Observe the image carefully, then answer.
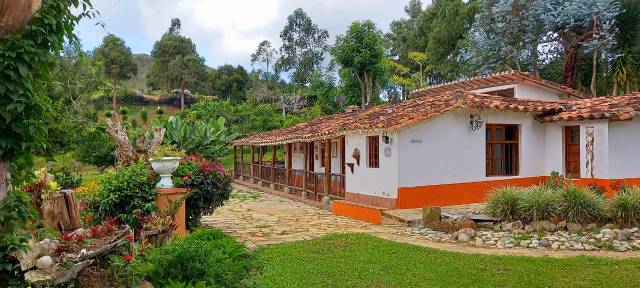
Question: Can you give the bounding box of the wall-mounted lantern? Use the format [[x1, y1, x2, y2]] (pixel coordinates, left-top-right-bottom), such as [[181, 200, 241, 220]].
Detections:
[[469, 114, 484, 131], [382, 131, 391, 144]]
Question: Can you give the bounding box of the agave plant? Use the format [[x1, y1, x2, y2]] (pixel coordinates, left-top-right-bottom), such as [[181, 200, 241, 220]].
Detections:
[[154, 116, 236, 159]]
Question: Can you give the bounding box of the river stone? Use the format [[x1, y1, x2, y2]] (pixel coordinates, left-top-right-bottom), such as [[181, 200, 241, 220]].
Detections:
[[601, 223, 620, 230], [567, 223, 583, 232], [457, 232, 471, 243], [535, 220, 556, 232], [422, 206, 441, 228], [556, 220, 567, 230], [539, 239, 551, 248], [585, 223, 598, 231], [35, 256, 53, 270]]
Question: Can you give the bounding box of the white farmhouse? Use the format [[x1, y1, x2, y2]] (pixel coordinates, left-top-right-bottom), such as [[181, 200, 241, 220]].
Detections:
[[232, 71, 640, 223]]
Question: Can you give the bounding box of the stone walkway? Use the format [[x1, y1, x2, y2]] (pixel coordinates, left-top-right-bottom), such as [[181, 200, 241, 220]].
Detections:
[[202, 184, 640, 259]]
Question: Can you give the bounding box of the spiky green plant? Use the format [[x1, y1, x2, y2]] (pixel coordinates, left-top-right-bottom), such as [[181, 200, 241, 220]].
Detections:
[[558, 185, 606, 224], [609, 186, 640, 227], [483, 186, 522, 221], [518, 185, 560, 223]]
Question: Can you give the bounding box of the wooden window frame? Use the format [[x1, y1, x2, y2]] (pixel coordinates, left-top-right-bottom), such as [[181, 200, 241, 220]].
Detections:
[[367, 135, 380, 168], [486, 124, 519, 177]]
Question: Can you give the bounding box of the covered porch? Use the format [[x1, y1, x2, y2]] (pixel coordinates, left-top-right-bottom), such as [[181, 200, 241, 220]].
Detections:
[[232, 137, 346, 205]]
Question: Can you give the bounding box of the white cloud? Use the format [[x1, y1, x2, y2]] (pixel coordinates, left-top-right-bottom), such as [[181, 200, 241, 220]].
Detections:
[[77, 0, 419, 68]]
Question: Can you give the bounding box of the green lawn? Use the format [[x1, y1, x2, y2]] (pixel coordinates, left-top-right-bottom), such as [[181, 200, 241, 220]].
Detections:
[[253, 233, 640, 288]]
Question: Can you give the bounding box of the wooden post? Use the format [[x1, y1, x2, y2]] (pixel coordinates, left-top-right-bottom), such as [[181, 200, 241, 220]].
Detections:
[[302, 142, 308, 194], [323, 139, 331, 203], [285, 143, 292, 186], [258, 146, 263, 181], [271, 145, 277, 184], [340, 137, 346, 175], [250, 145, 255, 178], [233, 145, 237, 177]]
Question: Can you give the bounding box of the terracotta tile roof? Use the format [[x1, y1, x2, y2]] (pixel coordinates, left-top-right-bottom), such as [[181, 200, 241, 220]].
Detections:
[[233, 91, 566, 146], [539, 92, 640, 122], [412, 70, 586, 99]]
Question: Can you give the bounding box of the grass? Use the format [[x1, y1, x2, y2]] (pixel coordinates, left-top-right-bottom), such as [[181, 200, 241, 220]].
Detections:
[[253, 233, 640, 287]]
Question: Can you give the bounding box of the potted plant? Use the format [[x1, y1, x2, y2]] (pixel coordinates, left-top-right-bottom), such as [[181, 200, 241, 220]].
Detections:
[[150, 145, 183, 188]]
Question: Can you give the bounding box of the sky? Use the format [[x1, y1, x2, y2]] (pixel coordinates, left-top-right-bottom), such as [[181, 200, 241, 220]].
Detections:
[[75, 0, 428, 69]]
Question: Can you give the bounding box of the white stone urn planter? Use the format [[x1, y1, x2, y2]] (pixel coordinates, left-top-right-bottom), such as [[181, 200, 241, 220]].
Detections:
[[150, 157, 181, 188]]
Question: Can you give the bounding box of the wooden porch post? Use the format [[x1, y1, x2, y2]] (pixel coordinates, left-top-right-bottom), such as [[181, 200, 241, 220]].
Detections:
[[340, 137, 345, 175], [258, 146, 263, 182], [233, 145, 237, 178], [250, 145, 255, 179], [323, 139, 331, 206], [286, 143, 292, 186], [271, 145, 277, 184], [239, 145, 244, 177], [302, 142, 308, 197]]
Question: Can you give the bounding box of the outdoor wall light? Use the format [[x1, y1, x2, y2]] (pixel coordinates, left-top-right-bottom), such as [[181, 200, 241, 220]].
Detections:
[[382, 131, 390, 144], [470, 114, 484, 131]]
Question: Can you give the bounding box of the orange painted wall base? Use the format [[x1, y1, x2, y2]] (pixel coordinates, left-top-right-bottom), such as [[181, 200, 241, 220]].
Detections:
[[332, 200, 384, 224], [396, 177, 640, 208], [397, 177, 548, 208], [156, 188, 188, 235]]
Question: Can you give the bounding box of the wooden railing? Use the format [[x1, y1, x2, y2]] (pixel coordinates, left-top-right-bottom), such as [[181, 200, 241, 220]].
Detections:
[[235, 165, 345, 202]]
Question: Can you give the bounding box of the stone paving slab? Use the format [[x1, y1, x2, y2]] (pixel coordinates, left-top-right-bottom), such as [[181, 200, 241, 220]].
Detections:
[[201, 184, 640, 259]]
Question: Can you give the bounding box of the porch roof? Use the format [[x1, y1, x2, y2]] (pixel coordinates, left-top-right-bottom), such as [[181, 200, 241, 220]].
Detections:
[[232, 91, 566, 146], [412, 70, 586, 99], [540, 92, 640, 122]]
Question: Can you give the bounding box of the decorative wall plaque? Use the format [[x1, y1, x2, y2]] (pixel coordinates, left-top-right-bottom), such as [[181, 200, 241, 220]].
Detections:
[[384, 147, 392, 157], [346, 163, 355, 174], [352, 148, 360, 166]]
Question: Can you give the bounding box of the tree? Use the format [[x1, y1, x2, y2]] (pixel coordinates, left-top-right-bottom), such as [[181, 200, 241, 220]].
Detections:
[[251, 40, 278, 77], [169, 18, 182, 35], [0, 0, 95, 202], [93, 34, 137, 111], [408, 51, 428, 87], [611, 0, 640, 95], [332, 20, 387, 108], [167, 53, 207, 109], [277, 8, 330, 87], [209, 64, 249, 102], [306, 70, 340, 114], [533, 0, 621, 88], [469, 0, 542, 74], [147, 19, 207, 109], [386, 0, 478, 82]]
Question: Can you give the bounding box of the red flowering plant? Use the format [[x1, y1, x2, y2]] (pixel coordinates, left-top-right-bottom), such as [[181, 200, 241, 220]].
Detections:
[[171, 156, 232, 229]]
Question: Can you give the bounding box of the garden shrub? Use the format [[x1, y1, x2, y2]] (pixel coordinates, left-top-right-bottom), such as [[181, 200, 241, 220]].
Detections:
[[608, 186, 640, 227], [88, 161, 158, 228], [51, 166, 82, 189], [0, 191, 36, 287], [484, 186, 522, 221], [138, 229, 255, 287], [558, 185, 606, 224], [173, 156, 232, 229], [75, 126, 117, 170], [518, 186, 560, 222]]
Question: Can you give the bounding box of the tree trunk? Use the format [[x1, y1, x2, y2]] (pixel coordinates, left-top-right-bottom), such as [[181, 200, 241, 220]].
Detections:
[[562, 44, 579, 88], [591, 48, 598, 97], [180, 81, 185, 110], [111, 77, 117, 112], [0, 159, 10, 203], [612, 81, 618, 96]]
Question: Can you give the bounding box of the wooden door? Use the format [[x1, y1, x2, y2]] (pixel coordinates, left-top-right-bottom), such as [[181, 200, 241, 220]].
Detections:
[[565, 126, 580, 178]]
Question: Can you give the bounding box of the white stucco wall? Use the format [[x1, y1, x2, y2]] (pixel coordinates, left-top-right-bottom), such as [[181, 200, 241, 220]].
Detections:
[[470, 82, 565, 101], [396, 110, 551, 188], [344, 132, 399, 198], [289, 140, 342, 173], [608, 119, 640, 179], [514, 83, 564, 101]]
